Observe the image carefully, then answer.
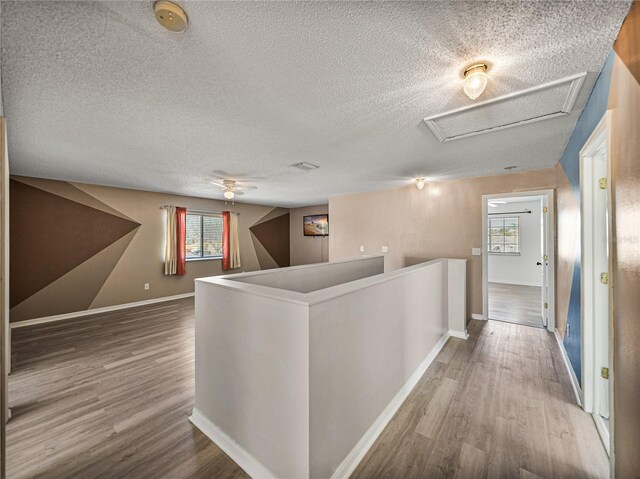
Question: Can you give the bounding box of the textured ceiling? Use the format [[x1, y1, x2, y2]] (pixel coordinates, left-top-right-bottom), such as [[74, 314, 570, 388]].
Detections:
[[1, 1, 631, 207]]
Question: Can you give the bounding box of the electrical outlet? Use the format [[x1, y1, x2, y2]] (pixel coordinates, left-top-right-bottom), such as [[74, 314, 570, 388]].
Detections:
[[566, 324, 570, 336], [144, 283, 150, 290], [360, 245, 365, 253], [472, 248, 482, 256], [382, 245, 389, 253]]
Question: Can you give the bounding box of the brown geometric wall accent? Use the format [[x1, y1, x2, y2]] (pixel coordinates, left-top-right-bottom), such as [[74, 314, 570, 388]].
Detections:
[[9, 230, 138, 322], [9, 179, 140, 308], [13, 176, 137, 222], [249, 210, 290, 268]]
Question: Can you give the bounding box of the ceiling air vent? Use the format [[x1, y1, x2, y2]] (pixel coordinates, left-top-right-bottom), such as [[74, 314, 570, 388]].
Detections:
[[291, 162, 319, 171], [424, 72, 586, 143]]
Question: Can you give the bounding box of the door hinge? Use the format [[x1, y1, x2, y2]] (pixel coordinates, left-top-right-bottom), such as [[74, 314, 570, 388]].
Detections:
[[601, 367, 609, 380], [599, 178, 607, 189], [543, 206, 548, 214], [544, 302, 548, 309], [601, 272, 609, 285], [543, 254, 548, 261]]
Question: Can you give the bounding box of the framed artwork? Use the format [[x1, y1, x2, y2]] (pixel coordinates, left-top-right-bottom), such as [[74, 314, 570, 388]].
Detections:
[[303, 214, 329, 236]]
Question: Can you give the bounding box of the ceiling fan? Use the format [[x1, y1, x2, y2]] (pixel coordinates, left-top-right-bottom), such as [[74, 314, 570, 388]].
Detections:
[[210, 179, 256, 201]]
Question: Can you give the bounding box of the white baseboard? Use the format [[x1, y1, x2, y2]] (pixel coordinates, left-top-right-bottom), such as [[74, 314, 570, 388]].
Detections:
[[554, 330, 583, 406], [10, 292, 195, 329], [330, 331, 451, 479], [592, 412, 611, 456], [471, 313, 485, 321], [448, 329, 469, 340], [189, 409, 276, 479]]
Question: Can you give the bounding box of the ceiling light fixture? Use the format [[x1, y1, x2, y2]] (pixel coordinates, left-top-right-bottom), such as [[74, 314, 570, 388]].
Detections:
[[463, 63, 488, 100], [224, 190, 235, 200], [415, 178, 426, 190], [291, 162, 319, 171], [154, 1, 188, 33]]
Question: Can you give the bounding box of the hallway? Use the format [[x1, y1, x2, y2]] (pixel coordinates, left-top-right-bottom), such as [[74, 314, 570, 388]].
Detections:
[[353, 319, 608, 478]]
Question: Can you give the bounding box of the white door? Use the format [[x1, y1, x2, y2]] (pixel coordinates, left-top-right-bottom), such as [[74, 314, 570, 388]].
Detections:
[[592, 147, 610, 424], [580, 112, 611, 455]]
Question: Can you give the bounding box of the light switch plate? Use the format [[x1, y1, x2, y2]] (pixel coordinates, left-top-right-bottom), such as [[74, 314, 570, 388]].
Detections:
[[360, 245, 365, 252], [144, 283, 150, 290], [382, 245, 389, 253], [472, 248, 482, 256]]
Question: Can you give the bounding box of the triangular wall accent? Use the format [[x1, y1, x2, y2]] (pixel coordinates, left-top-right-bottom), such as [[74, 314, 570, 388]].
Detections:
[[10, 179, 140, 307]]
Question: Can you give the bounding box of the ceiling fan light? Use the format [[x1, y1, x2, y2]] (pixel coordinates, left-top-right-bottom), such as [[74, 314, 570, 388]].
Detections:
[[415, 178, 426, 190], [224, 190, 235, 200], [463, 63, 488, 100]]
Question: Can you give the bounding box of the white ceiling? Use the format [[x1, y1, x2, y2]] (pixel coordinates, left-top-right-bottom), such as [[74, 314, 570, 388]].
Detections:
[[1, 1, 631, 207]]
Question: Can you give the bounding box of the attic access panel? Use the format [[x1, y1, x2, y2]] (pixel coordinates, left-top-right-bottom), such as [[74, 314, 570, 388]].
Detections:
[[424, 72, 586, 142]]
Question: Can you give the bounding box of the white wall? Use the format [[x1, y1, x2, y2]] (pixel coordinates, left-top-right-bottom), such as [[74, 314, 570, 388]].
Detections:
[[231, 256, 384, 293], [308, 260, 461, 478], [193, 281, 311, 478], [192, 257, 466, 479], [488, 199, 543, 286]]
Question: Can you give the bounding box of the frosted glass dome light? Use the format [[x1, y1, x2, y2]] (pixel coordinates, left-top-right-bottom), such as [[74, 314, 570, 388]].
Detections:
[[224, 190, 235, 200], [463, 63, 488, 100]]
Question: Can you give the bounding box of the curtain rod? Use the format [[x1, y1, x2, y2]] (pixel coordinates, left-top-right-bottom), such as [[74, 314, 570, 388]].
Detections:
[[488, 209, 531, 215], [159, 205, 239, 215]]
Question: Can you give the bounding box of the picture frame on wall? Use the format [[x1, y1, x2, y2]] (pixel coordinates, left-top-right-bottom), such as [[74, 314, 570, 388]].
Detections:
[[303, 214, 329, 237]]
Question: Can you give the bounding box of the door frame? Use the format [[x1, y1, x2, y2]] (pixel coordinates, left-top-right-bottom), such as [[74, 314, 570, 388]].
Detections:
[[0, 117, 8, 479], [482, 189, 556, 332], [580, 111, 613, 456]]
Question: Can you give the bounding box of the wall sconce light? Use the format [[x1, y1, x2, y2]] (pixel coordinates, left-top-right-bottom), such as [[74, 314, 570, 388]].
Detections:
[[463, 63, 488, 100], [415, 178, 426, 190]]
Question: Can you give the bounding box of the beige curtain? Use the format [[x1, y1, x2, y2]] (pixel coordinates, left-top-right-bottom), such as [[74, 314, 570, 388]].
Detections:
[[164, 206, 177, 275], [229, 212, 241, 269]]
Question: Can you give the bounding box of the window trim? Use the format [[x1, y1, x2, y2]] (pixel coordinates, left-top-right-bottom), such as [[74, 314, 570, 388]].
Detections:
[[487, 216, 520, 255], [185, 211, 224, 261]]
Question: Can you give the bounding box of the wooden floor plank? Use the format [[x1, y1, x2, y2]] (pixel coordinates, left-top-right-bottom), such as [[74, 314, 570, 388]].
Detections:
[[489, 282, 544, 328], [352, 320, 609, 479], [8, 299, 608, 478], [7, 298, 247, 479]]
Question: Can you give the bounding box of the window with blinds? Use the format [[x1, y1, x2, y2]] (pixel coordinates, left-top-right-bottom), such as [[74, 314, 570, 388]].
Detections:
[[186, 213, 223, 259]]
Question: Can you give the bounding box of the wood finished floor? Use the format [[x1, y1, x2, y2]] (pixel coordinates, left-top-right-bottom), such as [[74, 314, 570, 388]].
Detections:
[[8, 298, 248, 479], [489, 282, 544, 328], [352, 319, 608, 479], [8, 299, 607, 478]]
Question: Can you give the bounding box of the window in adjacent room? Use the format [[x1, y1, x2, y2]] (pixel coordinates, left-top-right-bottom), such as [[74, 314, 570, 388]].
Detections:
[[186, 212, 223, 260], [488, 216, 520, 254]]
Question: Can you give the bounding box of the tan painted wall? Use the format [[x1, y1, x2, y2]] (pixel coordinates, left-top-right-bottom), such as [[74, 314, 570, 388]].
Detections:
[[289, 205, 329, 266], [554, 166, 579, 337], [329, 168, 557, 319], [10, 177, 288, 322], [610, 3, 640, 475]]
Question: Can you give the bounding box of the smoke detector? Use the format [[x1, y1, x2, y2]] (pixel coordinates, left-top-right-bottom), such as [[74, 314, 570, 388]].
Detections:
[[154, 1, 188, 33]]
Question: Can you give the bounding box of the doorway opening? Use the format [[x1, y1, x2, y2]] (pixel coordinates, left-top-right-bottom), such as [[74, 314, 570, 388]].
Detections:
[[580, 112, 612, 456], [482, 190, 555, 331]]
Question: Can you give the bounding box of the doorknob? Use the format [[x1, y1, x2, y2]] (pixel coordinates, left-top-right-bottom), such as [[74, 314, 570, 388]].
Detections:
[[536, 262, 542, 266]]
